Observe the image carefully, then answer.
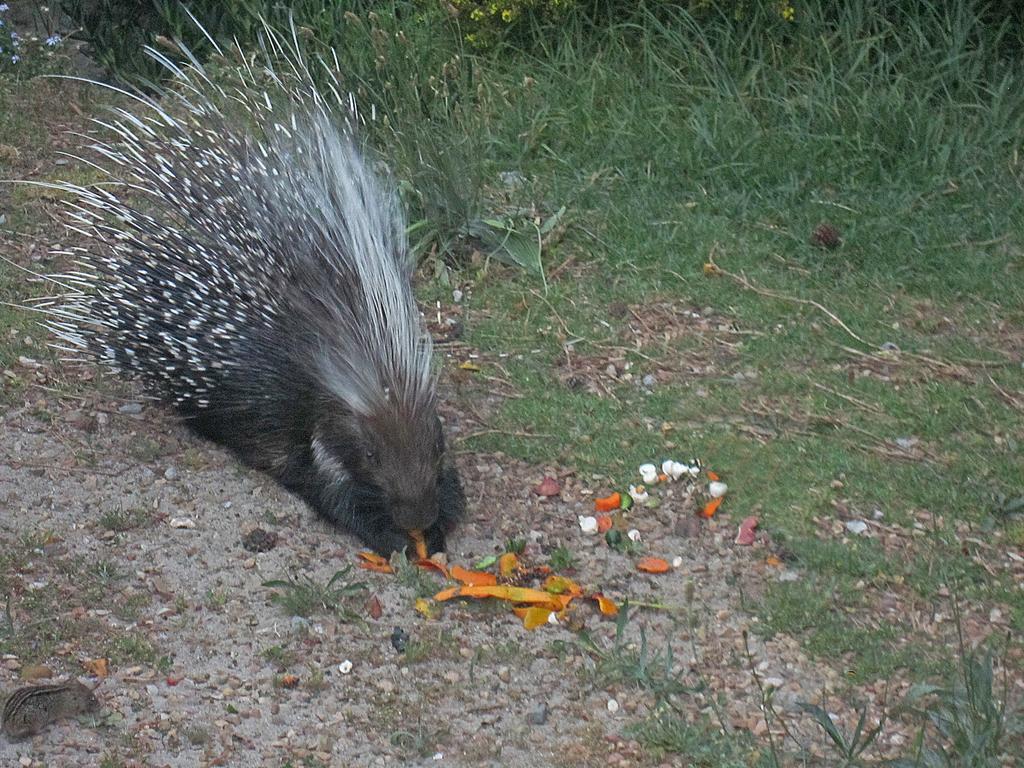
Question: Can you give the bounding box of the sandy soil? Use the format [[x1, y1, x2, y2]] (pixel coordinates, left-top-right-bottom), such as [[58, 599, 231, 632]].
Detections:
[[0, 373, 919, 768]]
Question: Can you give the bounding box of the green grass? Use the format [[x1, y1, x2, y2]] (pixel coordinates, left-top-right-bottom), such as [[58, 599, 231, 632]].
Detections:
[[262, 567, 367, 619]]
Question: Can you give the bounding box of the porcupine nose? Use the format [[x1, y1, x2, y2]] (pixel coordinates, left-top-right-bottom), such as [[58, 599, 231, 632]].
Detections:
[[392, 496, 438, 534]]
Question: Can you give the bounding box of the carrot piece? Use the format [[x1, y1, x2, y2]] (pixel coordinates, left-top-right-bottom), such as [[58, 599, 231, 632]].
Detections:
[[594, 492, 621, 512], [357, 551, 394, 574], [591, 593, 619, 616], [434, 586, 460, 601], [701, 497, 723, 518], [636, 556, 671, 574], [410, 530, 429, 560], [450, 565, 497, 587], [458, 585, 558, 604], [706, 470, 720, 481]]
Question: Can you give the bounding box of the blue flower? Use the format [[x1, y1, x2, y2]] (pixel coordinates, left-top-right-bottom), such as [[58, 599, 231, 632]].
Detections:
[[45, 34, 61, 47], [0, 4, 9, 12], [10, 54, 19, 64]]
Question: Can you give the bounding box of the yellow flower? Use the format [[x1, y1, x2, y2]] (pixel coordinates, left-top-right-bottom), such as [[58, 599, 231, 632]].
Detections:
[[470, 7, 484, 21], [502, 8, 513, 22]]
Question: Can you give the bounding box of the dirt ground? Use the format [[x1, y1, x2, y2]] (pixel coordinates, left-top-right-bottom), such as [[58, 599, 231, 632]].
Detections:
[[0, 368, 954, 768]]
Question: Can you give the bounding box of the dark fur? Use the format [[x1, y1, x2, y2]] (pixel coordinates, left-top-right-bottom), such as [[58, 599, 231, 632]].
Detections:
[[175, 348, 465, 555]]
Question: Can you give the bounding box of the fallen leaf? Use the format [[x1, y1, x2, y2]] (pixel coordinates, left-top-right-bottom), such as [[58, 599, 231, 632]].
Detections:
[[415, 598, 436, 618], [499, 552, 519, 577], [450, 565, 497, 586], [475, 554, 498, 569], [366, 594, 384, 620], [736, 516, 759, 546], [596, 515, 613, 533], [516, 606, 553, 630], [765, 555, 782, 568], [543, 575, 583, 596], [279, 674, 300, 689], [416, 558, 448, 578], [357, 551, 394, 574], [83, 658, 109, 678], [636, 557, 671, 574], [594, 492, 621, 512], [458, 361, 481, 372], [701, 497, 723, 518], [533, 476, 561, 497], [410, 530, 429, 560], [591, 593, 619, 616]]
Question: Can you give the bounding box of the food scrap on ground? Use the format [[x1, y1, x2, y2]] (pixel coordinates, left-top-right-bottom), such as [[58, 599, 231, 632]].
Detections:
[[736, 516, 759, 546], [532, 476, 561, 497], [636, 557, 671, 573], [353, 456, 740, 630], [354, 543, 620, 630], [594, 492, 622, 512]]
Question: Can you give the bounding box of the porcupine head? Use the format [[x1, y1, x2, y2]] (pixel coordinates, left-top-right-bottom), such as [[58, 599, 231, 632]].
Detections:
[[286, 123, 461, 554]]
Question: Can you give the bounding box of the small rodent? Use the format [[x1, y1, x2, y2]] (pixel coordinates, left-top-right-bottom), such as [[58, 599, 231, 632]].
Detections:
[[1, 680, 100, 740], [29, 24, 466, 556]]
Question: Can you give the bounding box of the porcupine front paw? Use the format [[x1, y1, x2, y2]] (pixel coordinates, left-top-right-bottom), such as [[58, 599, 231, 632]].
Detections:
[[423, 463, 466, 555]]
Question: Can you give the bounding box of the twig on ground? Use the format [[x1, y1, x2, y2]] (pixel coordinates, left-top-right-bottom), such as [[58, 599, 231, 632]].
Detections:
[[812, 382, 886, 415], [707, 249, 870, 347], [987, 375, 1024, 411]]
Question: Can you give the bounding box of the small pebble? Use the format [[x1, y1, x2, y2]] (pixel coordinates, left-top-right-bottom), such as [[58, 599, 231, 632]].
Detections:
[[845, 520, 868, 535], [641, 374, 656, 388], [671, 556, 683, 568], [163, 467, 178, 480], [118, 402, 143, 415], [241, 528, 279, 553], [578, 515, 599, 535], [526, 702, 549, 726], [338, 660, 353, 675], [390, 627, 409, 654], [607, 698, 619, 714], [452, 289, 463, 303]]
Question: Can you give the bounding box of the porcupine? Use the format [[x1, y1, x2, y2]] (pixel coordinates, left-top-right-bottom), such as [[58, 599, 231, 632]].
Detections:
[[28, 26, 465, 556]]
